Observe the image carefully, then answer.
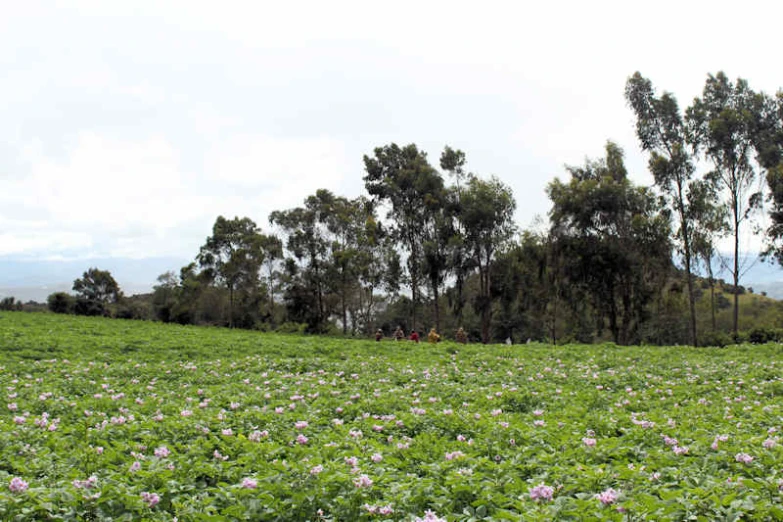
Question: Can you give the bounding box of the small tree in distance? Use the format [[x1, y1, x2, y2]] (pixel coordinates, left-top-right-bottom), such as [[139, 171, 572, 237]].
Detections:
[[72, 268, 122, 316]]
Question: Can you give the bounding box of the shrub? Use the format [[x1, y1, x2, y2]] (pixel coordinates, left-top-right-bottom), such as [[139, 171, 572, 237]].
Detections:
[[47, 292, 75, 314], [699, 330, 733, 347]]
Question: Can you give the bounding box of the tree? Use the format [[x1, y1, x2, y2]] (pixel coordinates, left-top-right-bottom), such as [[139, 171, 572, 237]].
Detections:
[[197, 216, 265, 328], [751, 90, 783, 264], [259, 234, 284, 324], [151, 271, 180, 323], [72, 268, 122, 316], [363, 144, 446, 333], [460, 174, 517, 343], [688, 179, 729, 333], [548, 142, 672, 345], [686, 73, 764, 336], [626, 72, 701, 345], [47, 292, 75, 314], [440, 146, 474, 327], [270, 191, 333, 332]]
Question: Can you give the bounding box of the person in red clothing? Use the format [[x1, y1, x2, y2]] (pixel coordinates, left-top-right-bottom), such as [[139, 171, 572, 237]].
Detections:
[[409, 331, 420, 343]]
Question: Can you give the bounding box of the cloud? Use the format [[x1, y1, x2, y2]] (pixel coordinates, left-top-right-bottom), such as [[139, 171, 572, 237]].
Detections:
[[1, 132, 208, 258], [202, 133, 353, 219], [1, 131, 354, 259]]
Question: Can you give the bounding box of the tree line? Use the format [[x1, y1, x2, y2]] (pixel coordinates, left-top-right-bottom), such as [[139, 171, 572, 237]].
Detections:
[[42, 72, 783, 345]]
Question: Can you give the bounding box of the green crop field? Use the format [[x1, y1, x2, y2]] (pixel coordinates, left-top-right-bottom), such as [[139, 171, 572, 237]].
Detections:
[[0, 311, 782, 521]]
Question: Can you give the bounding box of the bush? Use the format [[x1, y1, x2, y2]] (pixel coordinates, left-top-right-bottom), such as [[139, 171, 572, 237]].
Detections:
[[699, 331, 733, 347], [276, 322, 308, 334], [74, 298, 106, 317], [747, 327, 783, 344], [0, 297, 23, 311], [47, 292, 75, 314]]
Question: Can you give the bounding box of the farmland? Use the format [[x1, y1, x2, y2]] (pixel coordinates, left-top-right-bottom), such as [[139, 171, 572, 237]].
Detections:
[[1, 312, 782, 521]]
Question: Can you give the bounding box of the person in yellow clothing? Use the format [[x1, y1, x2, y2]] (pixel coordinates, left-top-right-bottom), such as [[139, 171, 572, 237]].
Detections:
[[427, 328, 441, 343]]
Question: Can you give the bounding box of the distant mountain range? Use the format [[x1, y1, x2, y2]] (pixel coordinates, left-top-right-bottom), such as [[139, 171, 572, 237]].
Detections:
[[1, 254, 782, 303], [0, 257, 188, 303]]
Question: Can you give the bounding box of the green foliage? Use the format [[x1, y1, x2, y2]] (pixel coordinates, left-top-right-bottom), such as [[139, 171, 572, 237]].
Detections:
[[1, 312, 783, 521], [47, 292, 75, 314], [0, 296, 23, 311], [72, 268, 122, 305], [548, 142, 672, 345]]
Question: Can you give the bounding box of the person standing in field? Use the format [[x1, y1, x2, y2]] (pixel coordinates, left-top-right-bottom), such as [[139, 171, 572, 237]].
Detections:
[[409, 331, 420, 343], [428, 328, 440, 343], [455, 327, 467, 344], [375, 329, 383, 342]]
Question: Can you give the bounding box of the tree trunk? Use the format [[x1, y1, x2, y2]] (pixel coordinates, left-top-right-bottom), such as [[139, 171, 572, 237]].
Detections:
[[228, 285, 234, 329], [680, 218, 698, 346], [732, 197, 740, 337]]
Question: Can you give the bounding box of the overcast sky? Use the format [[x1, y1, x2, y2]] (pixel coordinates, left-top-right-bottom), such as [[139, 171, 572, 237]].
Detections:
[[2, 0, 781, 262]]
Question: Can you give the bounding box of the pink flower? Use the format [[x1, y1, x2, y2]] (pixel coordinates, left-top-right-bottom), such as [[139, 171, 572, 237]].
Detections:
[[735, 453, 753, 464], [9, 477, 28, 493], [415, 510, 447, 522], [583, 437, 597, 447], [73, 476, 98, 489], [310, 465, 324, 475], [241, 477, 257, 489], [140, 491, 160, 507], [249, 430, 268, 442], [596, 488, 619, 505], [222, 428, 233, 436], [353, 474, 373, 488], [295, 421, 308, 430], [445, 451, 465, 461], [762, 438, 776, 449], [154, 446, 170, 458], [129, 461, 141, 472], [345, 456, 359, 467], [296, 434, 308, 445], [533, 409, 544, 416], [529, 483, 554, 502], [371, 453, 383, 463]]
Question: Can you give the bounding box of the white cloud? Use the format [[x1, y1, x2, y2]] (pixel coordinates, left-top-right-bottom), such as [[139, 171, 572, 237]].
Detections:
[[202, 133, 353, 218], [1, 133, 209, 258]]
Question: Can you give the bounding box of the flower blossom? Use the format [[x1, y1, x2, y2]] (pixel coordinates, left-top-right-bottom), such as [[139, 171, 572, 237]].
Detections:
[[9, 477, 28, 493], [353, 474, 373, 488], [735, 453, 753, 464], [596, 488, 619, 505], [415, 510, 447, 522], [140, 491, 160, 507], [529, 483, 554, 502]]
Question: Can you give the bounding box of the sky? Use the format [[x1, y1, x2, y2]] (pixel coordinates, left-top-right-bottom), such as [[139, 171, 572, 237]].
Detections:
[[2, 0, 782, 272]]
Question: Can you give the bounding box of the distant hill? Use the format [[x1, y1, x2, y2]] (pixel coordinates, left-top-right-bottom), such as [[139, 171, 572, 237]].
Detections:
[[0, 257, 188, 303], [1, 253, 781, 303], [692, 254, 783, 298]]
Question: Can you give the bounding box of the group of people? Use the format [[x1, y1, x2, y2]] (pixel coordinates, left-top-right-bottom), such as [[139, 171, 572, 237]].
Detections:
[[375, 326, 468, 344]]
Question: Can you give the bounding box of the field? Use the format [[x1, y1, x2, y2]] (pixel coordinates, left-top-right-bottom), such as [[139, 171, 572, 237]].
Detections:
[[1, 312, 782, 521]]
